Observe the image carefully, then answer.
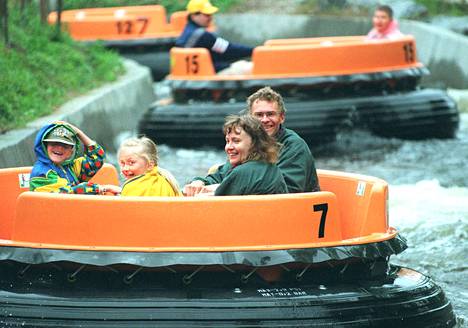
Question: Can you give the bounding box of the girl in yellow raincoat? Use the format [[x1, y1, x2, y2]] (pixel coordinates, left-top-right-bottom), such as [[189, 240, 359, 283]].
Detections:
[[118, 137, 182, 197]]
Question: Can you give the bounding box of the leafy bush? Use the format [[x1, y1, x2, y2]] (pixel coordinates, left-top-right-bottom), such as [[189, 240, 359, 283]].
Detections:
[[63, 0, 240, 14], [414, 0, 468, 17], [0, 3, 123, 133]]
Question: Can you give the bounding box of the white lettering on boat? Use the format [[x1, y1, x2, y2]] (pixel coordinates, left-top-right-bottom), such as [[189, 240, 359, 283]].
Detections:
[[257, 287, 308, 297], [356, 181, 366, 196], [18, 173, 30, 188]]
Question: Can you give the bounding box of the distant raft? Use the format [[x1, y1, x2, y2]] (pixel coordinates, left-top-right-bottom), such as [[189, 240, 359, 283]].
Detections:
[[139, 35, 459, 147], [0, 165, 456, 327], [48, 5, 213, 80]]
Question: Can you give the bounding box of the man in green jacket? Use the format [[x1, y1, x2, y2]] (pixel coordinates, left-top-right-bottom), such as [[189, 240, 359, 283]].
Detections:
[[184, 87, 320, 195]]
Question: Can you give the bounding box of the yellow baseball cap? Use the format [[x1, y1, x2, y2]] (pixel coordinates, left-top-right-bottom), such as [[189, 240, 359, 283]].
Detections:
[[187, 0, 218, 15]]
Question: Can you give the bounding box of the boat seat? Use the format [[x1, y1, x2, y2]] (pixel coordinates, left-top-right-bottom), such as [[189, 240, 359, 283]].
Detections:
[[317, 169, 388, 239], [264, 35, 365, 46], [89, 163, 120, 186], [0, 167, 32, 240], [170, 47, 216, 77], [0, 164, 119, 240], [168, 11, 188, 33], [169, 36, 419, 79], [13, 191, 343, 249]]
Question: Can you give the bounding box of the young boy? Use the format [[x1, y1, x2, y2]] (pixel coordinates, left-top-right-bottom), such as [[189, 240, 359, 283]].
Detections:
[[30, 121, 120, 195]]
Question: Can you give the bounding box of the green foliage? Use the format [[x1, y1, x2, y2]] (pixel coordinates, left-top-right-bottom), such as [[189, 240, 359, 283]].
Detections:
[[63, 0, 240, 14], [63, 0, 187, 13], [289, 0, 468, 17], [0, 3, 123, 133], [413, 0, 468, 17], [290, 0, 370, 17]]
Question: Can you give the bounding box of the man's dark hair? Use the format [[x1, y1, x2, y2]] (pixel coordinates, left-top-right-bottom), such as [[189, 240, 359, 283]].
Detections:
[[376, 5, 393, 20]]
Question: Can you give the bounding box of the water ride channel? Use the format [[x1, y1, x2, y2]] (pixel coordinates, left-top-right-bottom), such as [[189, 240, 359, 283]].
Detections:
[[2, 6, 467, 328]]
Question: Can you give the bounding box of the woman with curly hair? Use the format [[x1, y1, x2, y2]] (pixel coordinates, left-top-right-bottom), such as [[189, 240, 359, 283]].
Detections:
[[184, 114, 287, 196]]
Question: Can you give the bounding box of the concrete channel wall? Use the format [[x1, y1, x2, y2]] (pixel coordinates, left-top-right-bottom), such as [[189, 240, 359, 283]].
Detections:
[[400, 20, 468, 89], [0, 60, 155, 169]]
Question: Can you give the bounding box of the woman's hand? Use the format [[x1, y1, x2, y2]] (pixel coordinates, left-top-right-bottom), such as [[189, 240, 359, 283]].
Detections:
[[193, 184, 219, 197], [183, 180, 206, 196], [200, 184, 219, 194]]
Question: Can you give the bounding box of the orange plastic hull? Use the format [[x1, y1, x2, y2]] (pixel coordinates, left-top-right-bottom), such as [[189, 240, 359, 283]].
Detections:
[[48, 6, 187, 41], [0, 166, 394, 252], [48, 6, 215, 42], [169, 35, 422, 80]]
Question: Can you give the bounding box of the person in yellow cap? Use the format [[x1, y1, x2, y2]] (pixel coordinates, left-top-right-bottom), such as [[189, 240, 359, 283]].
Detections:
[[176, 0, 253, 74], [118, 137, 182, 197]]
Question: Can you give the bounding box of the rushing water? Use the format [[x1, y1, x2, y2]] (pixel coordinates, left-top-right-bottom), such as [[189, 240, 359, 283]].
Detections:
[[112, 113, 468, 326]]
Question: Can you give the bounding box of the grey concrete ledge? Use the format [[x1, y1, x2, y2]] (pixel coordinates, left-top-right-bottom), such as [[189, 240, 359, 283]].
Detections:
[[0, 60, 156, 169]]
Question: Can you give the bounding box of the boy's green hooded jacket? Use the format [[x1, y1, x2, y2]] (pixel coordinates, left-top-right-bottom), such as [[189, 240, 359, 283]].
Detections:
[[30, 122, 105, 194]]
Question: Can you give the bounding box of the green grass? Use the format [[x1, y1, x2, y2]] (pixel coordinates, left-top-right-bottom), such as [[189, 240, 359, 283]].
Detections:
[[414, 0, 468, 17], [0, 0, 242, 134], [291, 0, 468, 18], [64, 0, 241, 14], [63, 0, 187, 13], [0, 3, 124, 134]]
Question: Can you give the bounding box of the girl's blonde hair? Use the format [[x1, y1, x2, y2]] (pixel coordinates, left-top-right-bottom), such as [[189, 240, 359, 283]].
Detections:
[[118, 136, 158, 166]]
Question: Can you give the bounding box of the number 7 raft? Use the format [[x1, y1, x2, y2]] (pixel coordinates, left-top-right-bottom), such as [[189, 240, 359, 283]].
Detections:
[[0, 165, 456, 327], [139, 35, 459, 147]]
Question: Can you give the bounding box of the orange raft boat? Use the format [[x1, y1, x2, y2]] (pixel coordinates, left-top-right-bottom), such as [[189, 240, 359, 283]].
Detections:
[[48, 5, 197, 80], [139, 35, 459, 147], [0, 165, 456, 327]]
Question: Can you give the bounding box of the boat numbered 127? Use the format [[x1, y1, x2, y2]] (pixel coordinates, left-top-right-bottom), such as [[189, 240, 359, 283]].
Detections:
[[48, 5, 211, 80], [139, 35, 459, 148], [0, 164, 456, 327]]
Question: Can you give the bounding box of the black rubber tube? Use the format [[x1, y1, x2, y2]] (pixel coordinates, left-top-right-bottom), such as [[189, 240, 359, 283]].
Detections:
[[0, 265, 456, 327], [139, 88, 459, 148]]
